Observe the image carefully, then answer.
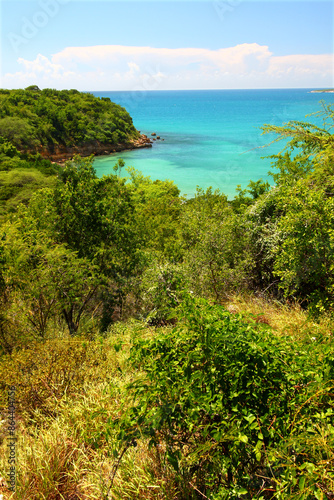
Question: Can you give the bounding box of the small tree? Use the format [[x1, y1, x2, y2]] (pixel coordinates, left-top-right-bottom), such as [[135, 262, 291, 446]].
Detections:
[[2, 223, 102, 338]]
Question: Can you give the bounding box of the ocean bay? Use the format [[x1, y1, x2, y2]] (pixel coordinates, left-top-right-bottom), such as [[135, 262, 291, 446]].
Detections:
[[93, 89, 334, 198]]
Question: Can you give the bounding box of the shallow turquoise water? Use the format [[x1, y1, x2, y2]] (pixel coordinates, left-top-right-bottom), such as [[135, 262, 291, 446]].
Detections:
[[92, 89, 334, 198]]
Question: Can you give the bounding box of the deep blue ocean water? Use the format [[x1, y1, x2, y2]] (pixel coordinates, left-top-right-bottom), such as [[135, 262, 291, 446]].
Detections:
[[92, 89, 334, 198]]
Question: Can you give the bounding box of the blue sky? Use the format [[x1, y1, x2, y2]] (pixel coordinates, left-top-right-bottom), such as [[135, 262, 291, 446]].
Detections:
[[1, 0, 333, 90]]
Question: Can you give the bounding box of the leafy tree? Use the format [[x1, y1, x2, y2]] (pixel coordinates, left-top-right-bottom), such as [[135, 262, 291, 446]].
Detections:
[[47, 247, 102, 336], [127, 167, 182, 259], [0, 136, 20, 159], [181, 187, 228, 248], [1, 221, 102, 337], [0, 117, 37, 149], [25, 85, 41, 92], [231, 179, 271, 213], [180, 187, 253, 302], [246, 102, 334, 307], [262, 101, 334, 174], [10, 156, 145, 330], [272, 179, 334, 314], [51, 157, 142, 289]]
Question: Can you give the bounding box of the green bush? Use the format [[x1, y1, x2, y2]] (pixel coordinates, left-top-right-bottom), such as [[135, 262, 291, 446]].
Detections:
[[139, 260, 187, 325], [180, 188, 254, 302], [111, 296, 334, 499]]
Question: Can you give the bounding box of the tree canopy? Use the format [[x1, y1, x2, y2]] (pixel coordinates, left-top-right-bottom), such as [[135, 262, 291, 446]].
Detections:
[[0, 87, 139, 151]]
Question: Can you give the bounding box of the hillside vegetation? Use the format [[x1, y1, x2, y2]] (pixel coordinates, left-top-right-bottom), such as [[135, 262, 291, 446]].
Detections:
[[0, 95, 333, 499], [0, 87, 142, 217], [0, 86, 139, 151]]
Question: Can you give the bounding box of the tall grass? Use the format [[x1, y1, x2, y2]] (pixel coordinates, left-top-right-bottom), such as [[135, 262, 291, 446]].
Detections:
[[0, 307, 333, 499], [0, 322, 179, 499], [223, 292, 333, 340]]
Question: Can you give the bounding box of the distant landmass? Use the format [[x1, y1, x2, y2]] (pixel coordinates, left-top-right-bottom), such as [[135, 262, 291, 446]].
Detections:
[[310, 89, 334, 93]]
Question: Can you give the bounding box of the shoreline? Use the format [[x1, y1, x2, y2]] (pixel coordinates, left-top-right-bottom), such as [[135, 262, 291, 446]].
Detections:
[[25, 132, 153, 163]]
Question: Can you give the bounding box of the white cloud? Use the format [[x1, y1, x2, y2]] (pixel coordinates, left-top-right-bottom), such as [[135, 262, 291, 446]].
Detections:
[[1, 44, 333, 90], [51, 43, 272, 74], [3, 53, 76, 88], [269, 54, 333, 78]]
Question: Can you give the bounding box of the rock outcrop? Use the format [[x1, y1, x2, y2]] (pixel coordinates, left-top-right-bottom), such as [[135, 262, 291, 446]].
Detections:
[[27, 133, 153, 163]]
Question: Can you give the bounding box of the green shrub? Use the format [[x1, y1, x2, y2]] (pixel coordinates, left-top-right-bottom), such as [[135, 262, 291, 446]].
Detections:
[[111, 296, 334, 499], [139, 261, 187, 325]]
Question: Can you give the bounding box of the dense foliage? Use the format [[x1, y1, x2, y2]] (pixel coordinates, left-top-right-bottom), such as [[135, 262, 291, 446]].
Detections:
[[0, 135, 60, 217], [0, 94, 333, 499], [0, 86, 139, 150], [114, 296, 334, 499]]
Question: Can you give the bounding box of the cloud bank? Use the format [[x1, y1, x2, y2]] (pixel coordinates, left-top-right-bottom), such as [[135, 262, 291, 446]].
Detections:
[[2, 43, 333, 90]]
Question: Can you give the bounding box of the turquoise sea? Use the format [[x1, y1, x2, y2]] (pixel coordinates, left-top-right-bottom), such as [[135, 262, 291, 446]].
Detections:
[[92, 89, 334, 198]]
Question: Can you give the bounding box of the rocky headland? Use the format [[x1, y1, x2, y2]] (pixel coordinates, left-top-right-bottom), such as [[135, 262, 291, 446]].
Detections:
[[32, 133, 153, 163]]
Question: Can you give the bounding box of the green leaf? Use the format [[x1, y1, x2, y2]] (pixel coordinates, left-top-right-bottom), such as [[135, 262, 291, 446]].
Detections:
[[314, 488, 324, 500], [300, 462, 316, 474], [167, 450, 179, 472], [236, 487, 248, 495], [299, 475, 306, 491], [244, 414, 256, 424], [238, 434, 248, 444]]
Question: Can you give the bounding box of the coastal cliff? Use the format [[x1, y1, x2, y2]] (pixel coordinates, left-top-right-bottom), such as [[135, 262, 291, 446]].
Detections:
[[31, 134, 153, 162], [0, 87, 148, 162]]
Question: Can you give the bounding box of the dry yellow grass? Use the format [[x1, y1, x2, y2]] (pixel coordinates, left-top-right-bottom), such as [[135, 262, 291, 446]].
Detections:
[[0, 321, 176, 500], [0, 304, 332, 499], [223, 292, 333, 340]]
